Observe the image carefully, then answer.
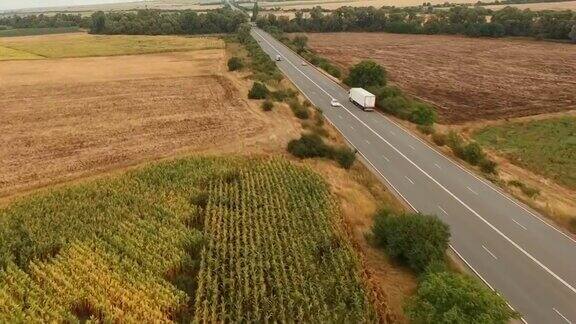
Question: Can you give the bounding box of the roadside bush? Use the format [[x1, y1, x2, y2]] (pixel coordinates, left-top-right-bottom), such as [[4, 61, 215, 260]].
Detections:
[[287, 133, 331, 158], [261, 100, 274, 111], [332, 147, 356, 169], [344, 60, 387, 88], [372, 209, 450, 273], [446, 131, 464, 150], [227, 57, 243, 71], [432, 132, 447, 146], [479, 158, 497, 174], [270, 88, 297, 102], [248, 82, 269, 99], [380, 96, 411, 118], [319, 61, 341, 78], [508, 180, 540, 198], [406, 271, 519, 323], [417, 125, 435, 135], [289, 99, 309, 119], [409, 103, 437, 126], [460, 142, 485, 166], [368, 85, 402, 100]]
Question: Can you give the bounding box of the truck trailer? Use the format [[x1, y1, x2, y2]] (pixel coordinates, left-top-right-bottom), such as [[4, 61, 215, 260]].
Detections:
[[349, 88, 375, 111]]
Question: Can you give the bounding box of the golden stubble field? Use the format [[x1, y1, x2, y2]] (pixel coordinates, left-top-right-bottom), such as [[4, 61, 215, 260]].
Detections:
[[0, 35, 299, 198], [307, 32, 576, 123]]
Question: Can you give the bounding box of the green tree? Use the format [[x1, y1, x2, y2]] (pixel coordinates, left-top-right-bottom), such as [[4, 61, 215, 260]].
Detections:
[[90, 11, 106, 34], [251, 2, 259, 22], [227, 57, 243, 71], [287, 134, 331, 158], [248, 82, 269, 99], [372, 210, 450, 273], [410, 103, 437, 125], [291, 34, 308, 53], [344, 60, 387, 88], [406, 271, 519, 323]]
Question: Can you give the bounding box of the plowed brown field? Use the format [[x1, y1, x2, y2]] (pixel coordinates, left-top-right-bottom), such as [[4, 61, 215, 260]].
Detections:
[[307, 33, 576, 123], [0, 50, 274, 197]]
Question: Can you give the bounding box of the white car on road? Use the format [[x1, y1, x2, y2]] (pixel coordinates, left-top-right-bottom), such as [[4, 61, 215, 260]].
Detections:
[[330, 98, 340, 107]]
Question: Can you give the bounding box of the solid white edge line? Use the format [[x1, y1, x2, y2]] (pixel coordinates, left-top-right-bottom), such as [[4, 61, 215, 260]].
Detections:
[[482, 245, 498, 260], [553, 308, 573, 324], [254, 27, 576, 296]]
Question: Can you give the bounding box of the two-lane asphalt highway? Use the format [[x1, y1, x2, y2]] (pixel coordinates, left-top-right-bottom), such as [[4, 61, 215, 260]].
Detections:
[[251, 27, 576, 323]]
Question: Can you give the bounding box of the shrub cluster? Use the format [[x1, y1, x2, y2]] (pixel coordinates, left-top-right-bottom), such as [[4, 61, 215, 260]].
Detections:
[[368, 83, 437, 126], [371, 209, 518, 323], [261, 100, 274, 111], [372, 209, 450, 273], [248, 82, 269, 99], [508, 180, 540, 198], [237, 24, 283, 83], [227, 57, 243, 71], [445, 131, 497, 173], [289, 99, 310, 119], [287, 134, 356, 169], [265, 28, 342, 79], [344, 60, 387, 89], [406, 271, 519, 323]]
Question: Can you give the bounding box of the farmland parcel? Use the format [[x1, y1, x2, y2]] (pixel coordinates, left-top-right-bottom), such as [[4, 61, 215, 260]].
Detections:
[[0, 34, 285, 197], [0, 157, 375, 322], [306, 32, 576, 123]]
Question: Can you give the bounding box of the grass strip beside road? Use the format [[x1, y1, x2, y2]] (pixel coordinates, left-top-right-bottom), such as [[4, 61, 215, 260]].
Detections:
[[473, 116, 576, 190]]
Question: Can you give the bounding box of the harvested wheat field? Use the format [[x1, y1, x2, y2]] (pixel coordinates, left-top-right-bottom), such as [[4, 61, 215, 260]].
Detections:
[[307, 33, 576, 123], [0, 48, 278, 197]]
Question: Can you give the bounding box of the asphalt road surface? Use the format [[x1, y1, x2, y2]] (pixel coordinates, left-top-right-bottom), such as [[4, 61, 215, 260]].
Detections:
[[251, 27, 576, 324]]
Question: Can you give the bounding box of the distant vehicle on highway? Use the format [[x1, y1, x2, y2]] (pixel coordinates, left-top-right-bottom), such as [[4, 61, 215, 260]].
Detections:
[[275, 54, 282, 61], [349, 88, 375, 111], [330, 98, 340, 107], [302, 61, 307, 66]]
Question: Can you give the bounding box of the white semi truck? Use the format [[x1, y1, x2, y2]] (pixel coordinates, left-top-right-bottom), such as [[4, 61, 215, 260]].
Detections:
[[349, 88, 375, 111]]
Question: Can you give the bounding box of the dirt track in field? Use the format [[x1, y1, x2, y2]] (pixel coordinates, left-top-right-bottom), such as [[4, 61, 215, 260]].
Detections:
[[307, 33, 576, 124], [0, 50, 289, 197]]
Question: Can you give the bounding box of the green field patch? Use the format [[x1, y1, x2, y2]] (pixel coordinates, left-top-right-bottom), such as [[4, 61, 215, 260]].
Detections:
[[473, 116, 576, 189], [0, 33, 224, 59], [0, 45, 42, 60], [0, 157, 374, 322], [0, 27, 81, 38]]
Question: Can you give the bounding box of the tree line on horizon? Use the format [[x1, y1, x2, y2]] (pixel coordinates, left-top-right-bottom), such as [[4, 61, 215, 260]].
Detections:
[[257, 6, 576, 40], [1, 6, 574, 41], [0, 13, 91, 29]]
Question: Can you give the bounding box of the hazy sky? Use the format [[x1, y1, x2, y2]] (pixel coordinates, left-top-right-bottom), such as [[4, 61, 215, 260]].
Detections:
[[0, 0, 134, 11]]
